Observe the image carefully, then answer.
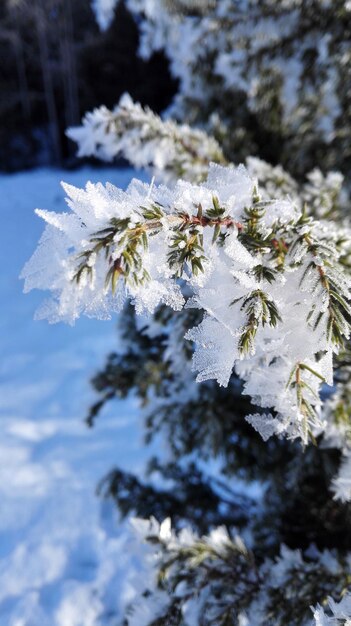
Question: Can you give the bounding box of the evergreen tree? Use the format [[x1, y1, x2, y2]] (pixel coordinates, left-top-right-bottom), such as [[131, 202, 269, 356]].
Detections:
[[22, 1, 351, 623]]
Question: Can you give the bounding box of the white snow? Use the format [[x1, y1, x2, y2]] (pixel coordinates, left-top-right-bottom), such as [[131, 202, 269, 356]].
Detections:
[[0, 167, 151, 625]]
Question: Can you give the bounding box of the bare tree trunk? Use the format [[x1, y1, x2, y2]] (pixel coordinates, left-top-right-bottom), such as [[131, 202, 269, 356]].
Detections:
[[35, 0, 62, 163], [2, 3, 31, 122], [66, 0, 79, 125], [60, 0, 79, 128], [12, 27, 31, 122]]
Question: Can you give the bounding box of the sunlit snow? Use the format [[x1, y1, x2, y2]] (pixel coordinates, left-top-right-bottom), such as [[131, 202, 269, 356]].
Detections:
[[0, 167, 151, 625]]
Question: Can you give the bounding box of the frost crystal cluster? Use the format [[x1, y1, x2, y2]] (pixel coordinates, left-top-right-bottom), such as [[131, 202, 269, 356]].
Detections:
[[22, 161, 351, 448]]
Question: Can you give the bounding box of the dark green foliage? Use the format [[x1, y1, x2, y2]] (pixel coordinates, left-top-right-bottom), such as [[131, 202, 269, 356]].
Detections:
[[232, 289, 282, 355], [272, 445, 351, 552], [87, 305, 170, 427], [168, 230, 205, 276], [88, 305, 351, 558], [98, 460, 255, 535], [74, 217, 152, 292], [131, 510, 351, 626], [251, 265, 278, 284], [293, 232, 351, 348]]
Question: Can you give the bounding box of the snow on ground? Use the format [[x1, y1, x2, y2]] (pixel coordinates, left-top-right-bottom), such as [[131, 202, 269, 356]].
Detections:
[[0, 166, 152, 625]]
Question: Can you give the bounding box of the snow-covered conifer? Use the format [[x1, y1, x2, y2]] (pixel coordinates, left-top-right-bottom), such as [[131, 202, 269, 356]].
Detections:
[[23, 1, 351, 622]]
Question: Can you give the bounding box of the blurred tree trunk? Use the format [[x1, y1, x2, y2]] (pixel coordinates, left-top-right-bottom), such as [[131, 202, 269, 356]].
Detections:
[[1, 2, 31, 122], [14, 33, 31, 121], [34, 0, 62, 163], [59, 0, 79, 128]]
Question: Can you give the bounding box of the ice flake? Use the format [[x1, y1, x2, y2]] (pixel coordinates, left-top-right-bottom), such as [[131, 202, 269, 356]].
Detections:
[[207, 526, 233, 554], [205, 163, 256, 216], [261, 199, 299, 227], [313, 594, 351, 625], [185, 317, 238, 387], [245, 413, 284, 441], [224, 231, 256, 268], [269, 545, 304, 587], [159, 518, 172, 542]]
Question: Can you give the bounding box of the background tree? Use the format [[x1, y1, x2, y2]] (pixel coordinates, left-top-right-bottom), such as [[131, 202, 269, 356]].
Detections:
[[0, 0, 175, 170]]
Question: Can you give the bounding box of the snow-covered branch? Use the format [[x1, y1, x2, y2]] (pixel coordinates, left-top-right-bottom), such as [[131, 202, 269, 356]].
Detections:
[[21, 164, 351, 445], [91, 0, 119, 30], [113, 0, 351, 176], [123, 516, 351, 626], [67, 93, 225, 183]]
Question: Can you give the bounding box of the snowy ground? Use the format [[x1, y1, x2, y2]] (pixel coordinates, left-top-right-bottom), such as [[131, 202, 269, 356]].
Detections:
[[0, 167, 151, 625]]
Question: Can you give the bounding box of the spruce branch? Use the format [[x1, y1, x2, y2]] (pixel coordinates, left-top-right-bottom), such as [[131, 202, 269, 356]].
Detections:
[[300, 233, 351, 348], [72, 200, 244, 293], [23, 164, 351, 446], [67, 94, 226, 183], [233, 289, 282, 356], [286, 362, 326, 444]]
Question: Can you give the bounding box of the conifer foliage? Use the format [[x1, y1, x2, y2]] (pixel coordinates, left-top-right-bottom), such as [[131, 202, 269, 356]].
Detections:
[[22, 1, 351, 623]]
